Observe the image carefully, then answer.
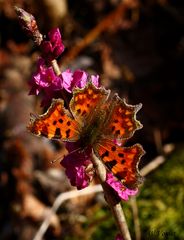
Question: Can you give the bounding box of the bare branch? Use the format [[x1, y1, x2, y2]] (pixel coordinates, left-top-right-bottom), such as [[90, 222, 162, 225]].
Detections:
[[33, 184, 102, 240], [140, 143, 175, 177]]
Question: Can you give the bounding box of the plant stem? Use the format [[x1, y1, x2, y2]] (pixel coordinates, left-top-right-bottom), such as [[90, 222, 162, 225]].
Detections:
[[92, 151, 132, 240], [51, 59, 61, 76]]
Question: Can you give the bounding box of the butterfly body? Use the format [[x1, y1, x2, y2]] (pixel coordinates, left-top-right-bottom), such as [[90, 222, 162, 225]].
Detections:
[[28, 82, 144, 189], [78, 107, 109, 149]]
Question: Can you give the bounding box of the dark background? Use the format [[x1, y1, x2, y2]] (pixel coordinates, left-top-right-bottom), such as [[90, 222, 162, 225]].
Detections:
[[0, 0, 184, 239]]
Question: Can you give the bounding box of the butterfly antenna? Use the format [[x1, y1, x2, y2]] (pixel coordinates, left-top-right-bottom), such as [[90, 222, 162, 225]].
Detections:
[[51, 147, 82, 164], [67, 147, 83, 155], [51, 155, 63, 164]]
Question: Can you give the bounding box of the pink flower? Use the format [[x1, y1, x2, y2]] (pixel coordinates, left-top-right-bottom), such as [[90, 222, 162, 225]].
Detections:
[[70, 69, 88, 90], [106, 173, 138, 201], [29, 58, 63, 105], [41, 28, 65, 61], [61, 69, 73, 92], [73, 70, 99, 89], [91, 75, 99, 87], [113, 139, 123, 146], [61, 142, 94, 190], [29, 58, 100, 107], [29, 58, 62, 92], [115, 233, 124, 240], [61, 69, 99, 93], [15, 6, 42, 45]]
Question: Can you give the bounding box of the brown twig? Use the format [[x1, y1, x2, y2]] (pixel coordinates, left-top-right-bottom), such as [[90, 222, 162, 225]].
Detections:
[[51, 59, 61, 76], [140, 143, 174, 177], [61, 0, 139, 67], [130, 197, 141, 240], [153, 128, 164, 155], [92, 151, 132, 240], [33, 184, 103, 240]]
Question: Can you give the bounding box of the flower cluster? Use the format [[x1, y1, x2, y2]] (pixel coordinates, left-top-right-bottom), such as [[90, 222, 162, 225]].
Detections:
[[41, 28, 65, 61], [29, 29, 99, 107], [61, 142, 94, 190], [28, 27, 138, 201]]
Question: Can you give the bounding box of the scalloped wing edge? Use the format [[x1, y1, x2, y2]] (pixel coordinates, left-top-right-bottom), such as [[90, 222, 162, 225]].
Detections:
[[69, 81, 111, 119], [27, 98, 80, 141]]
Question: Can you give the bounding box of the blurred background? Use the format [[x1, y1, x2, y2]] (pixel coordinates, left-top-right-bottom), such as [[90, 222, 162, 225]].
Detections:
[[0, 0, 184, 239]]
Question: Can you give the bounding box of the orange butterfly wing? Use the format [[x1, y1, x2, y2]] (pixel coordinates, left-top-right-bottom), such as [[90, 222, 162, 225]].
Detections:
[[94, 139, 144, 188], [104, 94, 142, 141], [28, 99, 80, 141], [70, 82, 110, 122]]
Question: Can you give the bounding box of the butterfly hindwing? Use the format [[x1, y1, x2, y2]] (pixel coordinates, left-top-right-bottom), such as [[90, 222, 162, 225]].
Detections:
[[94, 139, 144, 188], [28, 99, 80, 141]]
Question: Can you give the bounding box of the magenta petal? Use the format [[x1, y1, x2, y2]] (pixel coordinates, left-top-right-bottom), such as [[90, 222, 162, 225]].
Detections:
[[52, 75, 63, 90], [61, 154, 89, 190], [61, 69, 99, 93], [28, 84, 41, 95], [34, 66, 53, 87], [61, 142, 93, 190], [34, 74, 48, 87], [62, 69, 73, 92], [115, 234, 124, 240], [48, 28, 65, 56], [37, 57, 45, 68], [41, 41, 52, 55], [113, 139, 122, 146], [73, 69, 88, 88], [91, 74, 99, 87], [41, 28, 64, 61], [48, 28, 61, 43], [29, 58, 63, 104], [53, 45, 64, 58], [76, 166, 90, 189], [106, 173, 138, 201]]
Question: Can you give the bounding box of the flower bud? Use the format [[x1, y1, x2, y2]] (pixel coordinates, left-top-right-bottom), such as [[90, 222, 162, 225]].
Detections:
[[14, 6, 43, 45]]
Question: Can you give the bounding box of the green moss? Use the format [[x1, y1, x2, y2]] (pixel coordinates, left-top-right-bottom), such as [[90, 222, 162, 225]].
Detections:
[[137, 147, 184, 239]]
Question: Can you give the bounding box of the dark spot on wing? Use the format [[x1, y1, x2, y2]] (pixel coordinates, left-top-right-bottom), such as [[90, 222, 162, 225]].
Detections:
[[101, 150, 109, 159], [116, 171, 126, 179], [54, 128, 61, 138], [118, 153, 124, 158], [105, 159, 117, 169], [114, 119, 119, 123], [59, 118, 63, 124], [67, 121, 71, 126], [112, 126, 115, 132], [77, 109, 81, 114], [66, 129, 71, 138], [111, 146, 116, 151], [121, 159, 125, 164], [41, 125, 48, 137], [53, 120, 57, 125], [82, 110, 87, 115], [115, 130, 120, 135]]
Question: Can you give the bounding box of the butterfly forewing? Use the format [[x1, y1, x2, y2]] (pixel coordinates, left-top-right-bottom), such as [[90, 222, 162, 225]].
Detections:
[[104, 94, 142, 141], [70, 82, 110, 122], [28, 99, 80, 141], [94, 139, 144, 188]]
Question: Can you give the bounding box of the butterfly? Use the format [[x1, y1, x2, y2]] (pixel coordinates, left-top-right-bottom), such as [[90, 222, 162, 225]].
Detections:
[[28, 82, 144, 189]]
